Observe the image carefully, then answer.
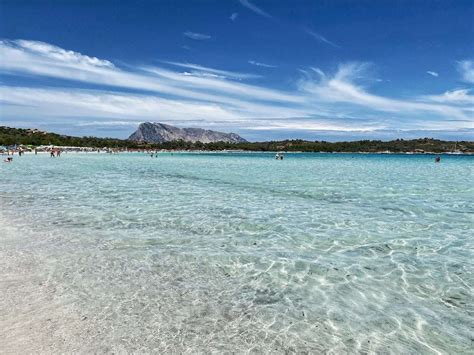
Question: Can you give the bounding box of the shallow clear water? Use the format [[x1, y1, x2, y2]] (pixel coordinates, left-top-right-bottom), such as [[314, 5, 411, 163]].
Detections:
[[1, 152, 473, 353]]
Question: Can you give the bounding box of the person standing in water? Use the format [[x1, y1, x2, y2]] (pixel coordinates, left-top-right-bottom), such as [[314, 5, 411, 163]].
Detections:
[[435, 156, 441, 163]]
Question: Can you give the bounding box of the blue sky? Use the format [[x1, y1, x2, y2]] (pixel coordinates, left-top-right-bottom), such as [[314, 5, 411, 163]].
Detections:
[[0, 0, 473, 141]]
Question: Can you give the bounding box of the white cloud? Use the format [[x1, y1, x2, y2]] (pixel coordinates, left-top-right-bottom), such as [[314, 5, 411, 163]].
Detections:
[[230, 13, 239, 21], [239, 0, 272, 18], [12, 39, 114, 68], [1, 39, 472, 136], [76, 121, 139, 127], [298, 62, 470, 121], [422, 89, 474, 105], [1, 39, 114, 69], [248, 60, 276, 68], [457, 60, 474, 83], [245, 119, 384, 132], [0, 86, 241, 122], [426, 71, 439, 77], [0, 86, 384, 133], [305, 29, 340, 49], [140, 66, 302, 104], [0, 39, 299, 107], [183, 31, 211, 40], [164, 61, 260, 80]]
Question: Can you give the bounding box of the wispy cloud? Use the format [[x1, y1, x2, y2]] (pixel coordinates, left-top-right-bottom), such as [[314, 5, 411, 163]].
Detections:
[[164, 61, 260, 80], [421, 89, 474, 105], [0, 86, 381, 133], [0, 86, 241, 122], [305, 29, 340, 49], [1, 39, 472, 137], [0, 39, 310, 129], [298, 62, 470, 121], [11, 39, 114, 68], [183, 31, 211, 40], [248, 60, 276, 68], [426, 71, 439, 77], [0, 40, 296, 105], [230, 12, 239, 21], [244, 118, 384, 132], [457, 60, 474, 83], [239, 0, 272, 18]]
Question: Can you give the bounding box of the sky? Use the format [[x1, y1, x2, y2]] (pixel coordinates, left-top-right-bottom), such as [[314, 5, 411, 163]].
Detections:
[[0, 0, 473, 141]]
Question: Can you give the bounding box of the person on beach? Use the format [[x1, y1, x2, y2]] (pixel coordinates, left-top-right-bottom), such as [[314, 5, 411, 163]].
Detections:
[[50, 150, 55, 158]]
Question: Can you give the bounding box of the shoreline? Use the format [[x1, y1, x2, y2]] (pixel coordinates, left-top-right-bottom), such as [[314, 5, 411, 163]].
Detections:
[[2, 127, 473, 155]]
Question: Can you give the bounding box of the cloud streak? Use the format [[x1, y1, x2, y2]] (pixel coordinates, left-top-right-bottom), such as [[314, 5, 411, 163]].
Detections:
[[248, 60, 276, 68], [239, 0, 272, 18], [183, 31, 211, 40], [426, 71, 439, 77], [164, 61, 260, 80], [422, 89, 474, 105], [12, 39, 114, 68], [305, 29, 340, 49]]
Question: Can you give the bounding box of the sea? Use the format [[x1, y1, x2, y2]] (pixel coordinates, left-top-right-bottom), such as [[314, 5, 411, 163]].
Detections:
[[0, 152, 473, 353]]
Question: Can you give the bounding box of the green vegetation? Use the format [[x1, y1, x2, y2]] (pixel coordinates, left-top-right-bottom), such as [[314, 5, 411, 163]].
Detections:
[[1, 126, 473, 153], [0, 126, 132, 148]]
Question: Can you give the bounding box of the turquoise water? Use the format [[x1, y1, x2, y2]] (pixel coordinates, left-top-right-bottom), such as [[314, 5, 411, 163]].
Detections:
[[1, 152, 473, 353]]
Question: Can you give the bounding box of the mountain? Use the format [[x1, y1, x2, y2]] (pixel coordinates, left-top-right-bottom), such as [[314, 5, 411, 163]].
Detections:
[[128, 122, 247, 143]]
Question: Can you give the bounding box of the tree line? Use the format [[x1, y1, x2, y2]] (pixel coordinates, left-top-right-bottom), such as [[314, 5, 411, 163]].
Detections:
[[1, 126, 472, 153]]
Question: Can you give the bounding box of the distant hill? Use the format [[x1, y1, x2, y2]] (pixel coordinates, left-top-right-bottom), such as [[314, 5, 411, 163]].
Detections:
[[129, 122, 247, 143]]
